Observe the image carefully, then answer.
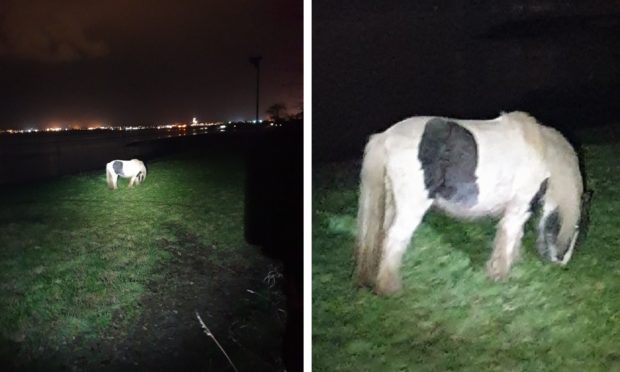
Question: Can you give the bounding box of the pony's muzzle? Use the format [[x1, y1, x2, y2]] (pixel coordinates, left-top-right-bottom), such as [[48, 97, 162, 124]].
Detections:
[[551, 228, 580, 266]]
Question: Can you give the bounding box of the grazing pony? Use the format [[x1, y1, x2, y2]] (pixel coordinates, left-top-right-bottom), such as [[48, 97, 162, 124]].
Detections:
[[355, 111, 586, 294], [106, 159, 147, 190]]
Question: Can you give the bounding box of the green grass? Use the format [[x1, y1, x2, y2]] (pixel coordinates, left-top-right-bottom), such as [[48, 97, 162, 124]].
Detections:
[[313, 144, 620, 371], [0, 151, 248, 362]]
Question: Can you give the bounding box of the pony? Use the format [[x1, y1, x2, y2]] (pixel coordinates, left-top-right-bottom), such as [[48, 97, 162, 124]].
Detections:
[[355, 111, 587, 295], [106, 159, 147, 190]]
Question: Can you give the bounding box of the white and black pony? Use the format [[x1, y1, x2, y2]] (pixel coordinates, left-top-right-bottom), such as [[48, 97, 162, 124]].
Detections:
[[106, 159, 147, 190], [355, 111, 586, 294]]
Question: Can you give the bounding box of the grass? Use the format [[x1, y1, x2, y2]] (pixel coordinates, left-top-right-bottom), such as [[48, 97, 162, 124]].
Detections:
[[313, 143, 620, 371], [0, 150, 253, 364]]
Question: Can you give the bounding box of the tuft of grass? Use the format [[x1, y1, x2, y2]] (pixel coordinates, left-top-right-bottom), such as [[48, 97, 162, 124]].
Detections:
[[313, 144, 620, 371], [0, 151, 248, 363]]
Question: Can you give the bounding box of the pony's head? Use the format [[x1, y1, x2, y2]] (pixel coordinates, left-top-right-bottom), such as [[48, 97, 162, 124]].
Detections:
[[537, 192, 592, 265], [134, 159, 147, 184], [138, 165, 147, 183], [535, 127, 588, 265]]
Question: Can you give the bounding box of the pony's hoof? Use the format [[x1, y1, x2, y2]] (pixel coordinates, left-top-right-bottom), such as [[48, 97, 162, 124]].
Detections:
[[486, 259, 509, 281], [354, 273, 372, 289], [375, 274, 402, 295]]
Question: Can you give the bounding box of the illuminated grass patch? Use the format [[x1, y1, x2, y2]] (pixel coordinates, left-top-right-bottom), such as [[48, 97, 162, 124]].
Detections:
[[313, 144, 620, 371], [0, 152, 250, 364]]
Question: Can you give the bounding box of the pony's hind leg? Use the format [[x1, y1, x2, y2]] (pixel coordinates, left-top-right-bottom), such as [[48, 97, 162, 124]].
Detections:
[[110, 174, 119, 190], [376, 167, 432, 294], [107, 170, 118, 190], [487, 206, 531, 280]]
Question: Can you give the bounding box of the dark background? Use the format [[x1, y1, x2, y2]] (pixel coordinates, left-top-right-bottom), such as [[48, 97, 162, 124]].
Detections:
[[313, 0, 620, 161]]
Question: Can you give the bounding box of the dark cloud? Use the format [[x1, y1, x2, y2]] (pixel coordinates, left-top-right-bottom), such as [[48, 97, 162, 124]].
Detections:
[[0, 0, 109, 62], [0, 0, 302, 128]]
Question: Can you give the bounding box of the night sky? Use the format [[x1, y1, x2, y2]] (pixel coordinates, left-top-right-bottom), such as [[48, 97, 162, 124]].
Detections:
[[313, 1, 620, 161], [0, 0, 302, 129]]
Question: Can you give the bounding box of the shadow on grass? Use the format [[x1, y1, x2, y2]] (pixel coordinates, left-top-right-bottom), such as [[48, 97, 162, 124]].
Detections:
[[422, 212, 496, 270]]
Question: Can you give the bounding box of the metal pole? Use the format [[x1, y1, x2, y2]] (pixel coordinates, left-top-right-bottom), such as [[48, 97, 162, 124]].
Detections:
[[249, 56, 262, 124], [256, 63, 259, 123]]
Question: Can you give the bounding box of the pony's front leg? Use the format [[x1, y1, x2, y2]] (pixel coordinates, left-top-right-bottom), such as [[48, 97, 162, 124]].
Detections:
[[128, 176, 136, 188], [487, 209, 531, 280]]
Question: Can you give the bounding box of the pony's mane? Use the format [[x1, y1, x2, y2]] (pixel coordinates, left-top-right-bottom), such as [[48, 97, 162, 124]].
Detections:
[[501, 111, 546, 161], [500, 110, 537, 124]]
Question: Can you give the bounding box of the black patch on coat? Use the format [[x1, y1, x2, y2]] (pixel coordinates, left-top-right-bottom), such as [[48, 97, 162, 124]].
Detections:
[[112, 161, 124, 176], [536, 208, 561, 258], [418, 118, 479, 205], [544, 208, 561, 244], [529, 178, 548, 212]]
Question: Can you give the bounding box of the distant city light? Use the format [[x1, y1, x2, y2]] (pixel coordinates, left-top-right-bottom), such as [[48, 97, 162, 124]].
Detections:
[[0, 118, 272, 135]]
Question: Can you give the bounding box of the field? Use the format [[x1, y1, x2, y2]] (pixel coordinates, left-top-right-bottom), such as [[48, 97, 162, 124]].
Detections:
[[313, 143, 620, 371], [0, 150, 285, 371]]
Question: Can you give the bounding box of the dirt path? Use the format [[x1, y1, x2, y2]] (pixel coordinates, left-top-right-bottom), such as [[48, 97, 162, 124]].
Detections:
[[30, 236, 286, 372]]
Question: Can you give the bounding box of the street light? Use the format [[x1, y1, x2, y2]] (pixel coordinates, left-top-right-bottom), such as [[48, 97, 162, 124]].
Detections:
[[249, 56, 262, 124]]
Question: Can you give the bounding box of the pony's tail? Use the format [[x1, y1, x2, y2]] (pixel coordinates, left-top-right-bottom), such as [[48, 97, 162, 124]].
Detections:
[[539, 127, 584, 264], [355, 133, 387, 287], [105, 163, 115, 189]]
